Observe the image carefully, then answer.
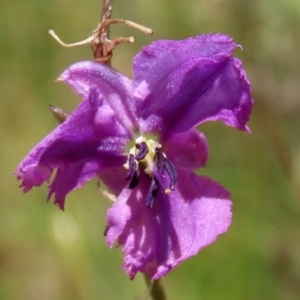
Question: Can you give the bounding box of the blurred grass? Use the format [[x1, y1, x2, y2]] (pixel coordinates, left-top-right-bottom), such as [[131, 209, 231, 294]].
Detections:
[[1, 0, 300, 299]]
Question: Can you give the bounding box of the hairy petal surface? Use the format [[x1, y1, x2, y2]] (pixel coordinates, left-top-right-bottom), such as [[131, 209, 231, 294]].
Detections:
[[164, 128, 208, 170], [106, 169, 231, 279], [15, 89, 129, 209], [134, 34, 253, 138], [48, 160, 103, 210], [60, 61, 137, 132], [98, 166, 128, 196]]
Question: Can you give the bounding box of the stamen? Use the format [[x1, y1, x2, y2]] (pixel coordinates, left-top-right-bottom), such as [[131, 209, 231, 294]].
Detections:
[[155, 149, 164, 174], [128, 169, 140, 189], [126, 154, 140, 189], [145, 177, 159, 208], [125, 137, 176, 208], [163, 159, 177, 190], [135, 142, 149, 161], [155, 148, 177, 191], [126, 154, 136, 180]]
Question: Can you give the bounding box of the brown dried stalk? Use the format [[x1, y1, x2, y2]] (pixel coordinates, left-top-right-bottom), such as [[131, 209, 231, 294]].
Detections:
[[49, 4, 153, 64]]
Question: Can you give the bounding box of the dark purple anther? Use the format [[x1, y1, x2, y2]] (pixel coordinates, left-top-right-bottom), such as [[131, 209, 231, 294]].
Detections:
[[155, 148, 177, 191], [145, 177, 158, 208], [126, 154, 136, 180], [128, 169, 140, 189], [126, 154, 140, 189], [163, 159, 177, 190], [135, 142, 149, 161]]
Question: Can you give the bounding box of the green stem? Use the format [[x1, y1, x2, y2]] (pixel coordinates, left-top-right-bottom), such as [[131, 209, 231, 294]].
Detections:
[[143, 274, 167, 300]]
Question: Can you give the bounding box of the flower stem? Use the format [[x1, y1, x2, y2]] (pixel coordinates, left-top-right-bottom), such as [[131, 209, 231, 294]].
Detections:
[[143, 274, 167, 300], [101, 0, 113, 39]]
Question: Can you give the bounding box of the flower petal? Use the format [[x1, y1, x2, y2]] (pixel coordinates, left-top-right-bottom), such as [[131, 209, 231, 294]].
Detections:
[[106, 168, 231, 279], [164, 128, 208, 169], [134, 34, 253, 138], [59, 61, 137, 131], [48, 161, 104, 210], [98, 166, 128, 196], [15, 89, 129, 209]]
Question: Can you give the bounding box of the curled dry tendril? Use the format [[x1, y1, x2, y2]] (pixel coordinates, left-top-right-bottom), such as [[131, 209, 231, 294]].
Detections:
[[49, 5, 153, 63]]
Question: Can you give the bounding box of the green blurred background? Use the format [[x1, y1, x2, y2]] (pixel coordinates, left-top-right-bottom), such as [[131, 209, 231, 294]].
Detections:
[[1, 0, 300, 299]]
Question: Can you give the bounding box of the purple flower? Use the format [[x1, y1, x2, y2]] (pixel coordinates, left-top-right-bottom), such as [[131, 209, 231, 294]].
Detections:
[[15, 34, 253, 279]]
